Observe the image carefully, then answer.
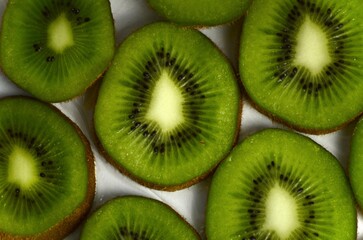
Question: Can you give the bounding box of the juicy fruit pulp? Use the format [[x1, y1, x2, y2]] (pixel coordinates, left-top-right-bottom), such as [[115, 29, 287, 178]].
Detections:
[[240, 0, 363, 133], [0, 0, 115, 102], [94, 22, 241, 190], [80, 196, 201, 240], [0, 97, 95, 239], [349, 117, 363, 210], [147, 0, 251, 26], [206, 129, 356, 240]]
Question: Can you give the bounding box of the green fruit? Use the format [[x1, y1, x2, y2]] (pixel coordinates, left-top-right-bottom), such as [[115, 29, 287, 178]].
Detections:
[[80, 196, 201, 240], [94, 22, 241, 190], [349, 117, 363, 210], [0, 97, 95, 239], [239, 0, 363, 133], [206, 129, 356, 240], [0, 0, 115, 102], [146, 0, 251, 27]]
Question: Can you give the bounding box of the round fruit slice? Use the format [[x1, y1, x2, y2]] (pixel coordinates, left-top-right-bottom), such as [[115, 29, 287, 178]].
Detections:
[[146, 0, 251, 27], [80, 196, 201, 240], [0, 0, 115, 102], [349, 117, 363, 210], [0, 97, 95, 239], [239, 0, 363, 133], [94, 22, 241, 190], [206, 129, 356, 240]]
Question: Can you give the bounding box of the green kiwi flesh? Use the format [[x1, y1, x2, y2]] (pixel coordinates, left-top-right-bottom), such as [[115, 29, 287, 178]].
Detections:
[[80, 196, 201, 240], [94, 22, 241, 190], [239, 0, 363, 133], [0, 97, 95, 239], [146, 0, 251, 27], [349, 117, 363, 210], [206, 129, 356, 240], [0, 0, 115, 102]]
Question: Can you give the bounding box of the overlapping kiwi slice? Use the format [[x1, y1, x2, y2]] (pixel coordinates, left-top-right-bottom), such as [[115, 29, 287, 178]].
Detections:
[[206, 129, 356, 240], [0, 0, 115, 102], [349, 117, 363, 210], [239, 0, 363, 133], [94, 22, 241, 190], [80, 196, 201, 240], [0, 97, 95, 239], [146, 0, 251, 27]]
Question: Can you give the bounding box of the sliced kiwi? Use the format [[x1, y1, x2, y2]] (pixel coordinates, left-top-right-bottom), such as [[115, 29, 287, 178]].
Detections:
[[239, 0, 363, 133], [94, 22, 241, 191], [0, 0, 115, 102], [0, 97, 95, 239], [146, 0, 251, 27], [349, 117, 363, 210], [80, 196, 201, 240], [206, 129, 356, 239]]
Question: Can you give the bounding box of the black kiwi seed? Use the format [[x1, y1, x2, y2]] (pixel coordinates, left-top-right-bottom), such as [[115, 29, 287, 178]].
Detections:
[[46, 56, 55, 62]]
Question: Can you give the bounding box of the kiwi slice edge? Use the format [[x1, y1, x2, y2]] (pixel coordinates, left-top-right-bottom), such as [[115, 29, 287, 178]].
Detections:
[[94, 22, 242, 191], [239, 0, 363, 134], [0, 0, 115, 102], [146, 0, 252, 27], [0, 96, 95, 239], [206, 128, 356, 240], [80, 195, 201, 240]]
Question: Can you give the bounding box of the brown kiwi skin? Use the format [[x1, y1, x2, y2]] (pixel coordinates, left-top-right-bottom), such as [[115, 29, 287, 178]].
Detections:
[[91, 26, 243, 191], [0, 96, 96, 240]]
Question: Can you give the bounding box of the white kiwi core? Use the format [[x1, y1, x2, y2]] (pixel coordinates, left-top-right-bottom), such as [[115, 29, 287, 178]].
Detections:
[[294, 15, 331, 75], [146, 71, 184, 132], [7, 146, 38, 188], [263, 183, 300, 239], [48, 13, 74, 53]]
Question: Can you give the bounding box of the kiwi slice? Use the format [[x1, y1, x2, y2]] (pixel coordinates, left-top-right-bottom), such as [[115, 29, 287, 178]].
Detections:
[[206, 128, 356, 239], [349, 117, 363, 210], [239, 0, 363, 133], [146, 0, 251, 27], [94, 22, 241, 190], [0, 97, 95, 239], [80, 196, 201, 240], [0, 0, 115, 102]]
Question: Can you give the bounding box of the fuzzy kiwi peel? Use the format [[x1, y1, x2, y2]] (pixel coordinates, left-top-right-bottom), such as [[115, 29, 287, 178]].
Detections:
[[239, 0, 363, 134], [80, 196, 201, 240], [94, 22, 242, 191], [0, 96, 95, 239], [206, 128, 356, 240], [0, 0, 115, 102], [146, 0, 252, 27]]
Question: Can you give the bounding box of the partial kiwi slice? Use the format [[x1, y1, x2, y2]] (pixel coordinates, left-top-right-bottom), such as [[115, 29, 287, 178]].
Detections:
[[0, 0, 115, 102], [80, 196, 201, 240], [349, 117, 363, 210], [206, 129, 356, 239], [146, 0, 251, 27], [239, 0, 363, 133], [0, 97, 95, 239], [94, 22, 241, 191]]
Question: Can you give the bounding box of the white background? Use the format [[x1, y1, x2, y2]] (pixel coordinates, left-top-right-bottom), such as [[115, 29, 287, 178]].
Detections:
[[0, 0, 361, 239]]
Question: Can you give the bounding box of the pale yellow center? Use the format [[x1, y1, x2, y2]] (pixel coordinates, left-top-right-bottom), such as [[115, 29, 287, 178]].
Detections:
[[146, 71, 184, 132], [294, 16, 331, 75], [47, 13, 74, 53], [263, 183, 300, 239], [7, 146, 38, 188]]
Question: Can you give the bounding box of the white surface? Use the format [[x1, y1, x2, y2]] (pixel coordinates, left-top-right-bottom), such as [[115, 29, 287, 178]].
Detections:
[[0, 0, 361, 239]]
